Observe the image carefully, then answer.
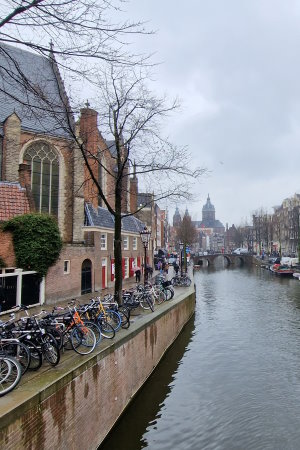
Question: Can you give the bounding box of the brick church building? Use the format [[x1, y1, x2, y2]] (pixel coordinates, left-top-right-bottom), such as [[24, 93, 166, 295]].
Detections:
[[0, 43, 146, 312]]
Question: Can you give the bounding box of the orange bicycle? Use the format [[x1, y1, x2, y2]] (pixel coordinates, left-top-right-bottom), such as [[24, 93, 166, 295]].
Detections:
[[52, 303, 97, 355]]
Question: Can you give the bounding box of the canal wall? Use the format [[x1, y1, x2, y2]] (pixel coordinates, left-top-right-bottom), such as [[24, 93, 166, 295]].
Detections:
[[0, 288, 195, 450]]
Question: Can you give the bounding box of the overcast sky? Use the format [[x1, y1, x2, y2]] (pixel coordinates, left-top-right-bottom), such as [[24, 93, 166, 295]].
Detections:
[[119, 0, 300, 227]]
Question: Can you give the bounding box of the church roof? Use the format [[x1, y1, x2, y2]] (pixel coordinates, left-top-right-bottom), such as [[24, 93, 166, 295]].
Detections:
[[193, 219, 225, 230], [0, 43, 71, 138]]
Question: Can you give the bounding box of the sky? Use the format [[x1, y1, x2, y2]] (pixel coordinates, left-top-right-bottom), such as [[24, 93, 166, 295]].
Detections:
[[117, 0, 300, 227]]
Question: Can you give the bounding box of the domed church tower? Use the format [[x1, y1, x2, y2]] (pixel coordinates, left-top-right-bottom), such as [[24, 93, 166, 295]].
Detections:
[[202, 194, 215, 223]]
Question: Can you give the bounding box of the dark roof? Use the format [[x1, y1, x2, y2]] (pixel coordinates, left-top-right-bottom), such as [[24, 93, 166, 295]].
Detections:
[[0, 182, 30, 221], [193, 219, 225, 230], [85, 203, 145, 233], [0, 43, 71, 138], [137, 193, 153, 208]]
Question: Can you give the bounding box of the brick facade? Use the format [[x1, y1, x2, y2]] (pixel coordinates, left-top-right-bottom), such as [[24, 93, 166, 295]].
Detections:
[[0, 46, 149, 307]]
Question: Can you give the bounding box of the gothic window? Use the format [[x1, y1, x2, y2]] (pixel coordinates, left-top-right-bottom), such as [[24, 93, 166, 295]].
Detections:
[[24, 142, 59, 216]]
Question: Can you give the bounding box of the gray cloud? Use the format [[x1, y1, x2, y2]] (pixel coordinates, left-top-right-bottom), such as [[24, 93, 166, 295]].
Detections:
[[123, 0, 300, 225]]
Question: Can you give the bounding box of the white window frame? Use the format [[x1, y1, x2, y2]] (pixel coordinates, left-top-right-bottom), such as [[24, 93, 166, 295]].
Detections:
[[133, 236, 137, 251], [101, 233, 107, 250], [63, 260, 70, 274], [123, 235, 129, 250], [124, 257, 129, 278]]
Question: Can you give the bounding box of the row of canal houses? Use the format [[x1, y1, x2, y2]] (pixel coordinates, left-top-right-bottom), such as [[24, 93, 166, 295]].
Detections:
[[226, 193, 300, 256], [0, 43, 168, 312]]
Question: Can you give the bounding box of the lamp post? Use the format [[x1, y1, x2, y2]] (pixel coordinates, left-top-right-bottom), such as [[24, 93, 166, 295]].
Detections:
[[140, 226, 151, 285], [179, 242, 184, 276]]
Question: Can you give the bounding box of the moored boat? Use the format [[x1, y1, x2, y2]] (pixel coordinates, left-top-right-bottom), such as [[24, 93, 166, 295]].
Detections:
[[270, 264, 294, 277]]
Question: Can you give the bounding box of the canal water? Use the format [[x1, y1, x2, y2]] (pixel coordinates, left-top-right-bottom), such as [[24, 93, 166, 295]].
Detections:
[[100, 266, 300, 450]]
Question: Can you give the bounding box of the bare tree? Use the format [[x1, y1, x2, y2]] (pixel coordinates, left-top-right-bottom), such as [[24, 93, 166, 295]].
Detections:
[[175, 214, 197, 273], [0, 4, 206, 303], [66, 66, 206, 303], [0, 0, 149, 129]]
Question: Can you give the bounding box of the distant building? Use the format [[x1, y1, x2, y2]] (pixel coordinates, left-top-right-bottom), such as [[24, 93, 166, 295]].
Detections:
[[173, 206, 182, 227], [192, 195, 225, 252]]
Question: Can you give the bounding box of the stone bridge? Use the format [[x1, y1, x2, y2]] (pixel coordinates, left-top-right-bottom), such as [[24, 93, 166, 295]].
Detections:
[[192, 253, 254, 267]]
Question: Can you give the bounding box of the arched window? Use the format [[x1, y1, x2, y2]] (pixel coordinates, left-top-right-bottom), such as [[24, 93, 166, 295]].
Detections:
[[24, 142, 59, 216]]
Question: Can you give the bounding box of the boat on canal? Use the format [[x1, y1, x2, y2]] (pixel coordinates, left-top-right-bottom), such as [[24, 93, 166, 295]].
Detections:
[[270, 263, 294, 277]]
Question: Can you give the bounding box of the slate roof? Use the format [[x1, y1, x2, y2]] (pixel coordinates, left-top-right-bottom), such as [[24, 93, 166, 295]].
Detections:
[[0, 182, 30, 222], [0, 43, 71, 138], [137, 193, 153, 208], [85, 203, 145, 233]]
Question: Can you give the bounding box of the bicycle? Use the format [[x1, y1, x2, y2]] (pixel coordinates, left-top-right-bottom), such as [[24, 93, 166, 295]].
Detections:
[[0, 355, 22, 396]]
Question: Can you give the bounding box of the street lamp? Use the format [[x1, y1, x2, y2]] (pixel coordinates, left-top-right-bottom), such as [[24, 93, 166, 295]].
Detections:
[[179, 242, 184, 276], [140, 226, 151, 285]]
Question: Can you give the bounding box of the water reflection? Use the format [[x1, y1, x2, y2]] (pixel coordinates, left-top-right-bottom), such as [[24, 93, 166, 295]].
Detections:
[[100, 266, 300, 450], [99, 315, 195, 450]]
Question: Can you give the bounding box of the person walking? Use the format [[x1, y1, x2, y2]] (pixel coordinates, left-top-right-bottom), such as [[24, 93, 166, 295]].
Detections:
[[174, 262, 179, 275], [157, 260, 162, 273], [135, 269, 141, 283]]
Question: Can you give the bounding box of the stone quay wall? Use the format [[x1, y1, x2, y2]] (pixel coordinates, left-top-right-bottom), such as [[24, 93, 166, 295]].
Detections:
[[0, 288, 195, 450]]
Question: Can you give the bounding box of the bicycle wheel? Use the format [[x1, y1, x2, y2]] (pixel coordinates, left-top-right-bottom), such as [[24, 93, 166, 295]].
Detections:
[[119, 305, 131, 320], [140, 293, 154, 312], [83, 320, 102, 345], [105, 310, 122, 331], [164, 288, 173, 301], [1, 342, 31, 375], [23, 340, 43, 371], [71, 325, 96, 355], [155, 289, 167, 305], [97, 317, 116, 339], [0, 356, 22, 396], [183, 276, 192, 287], [171, 277, 178, 286], [118, 309, 130, 329], [41, 334, 60, 366], [46, 326, 64, 350]]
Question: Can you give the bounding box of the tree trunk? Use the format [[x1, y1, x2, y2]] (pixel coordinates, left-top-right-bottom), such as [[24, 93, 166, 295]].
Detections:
[[114, 178, 123, 305]]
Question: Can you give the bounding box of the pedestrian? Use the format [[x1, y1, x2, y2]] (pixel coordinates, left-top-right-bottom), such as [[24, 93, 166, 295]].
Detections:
[[135, 269, 141, 283], [157, 260, 162, 273], [174, 262, 179, 275], [164, 262, 169, 274]]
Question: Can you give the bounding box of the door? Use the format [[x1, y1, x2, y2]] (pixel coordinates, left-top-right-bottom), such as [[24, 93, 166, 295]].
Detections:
[[81, 259, 92, 294], [21, 273, 40, 306], [102, 258, 107, 289]]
